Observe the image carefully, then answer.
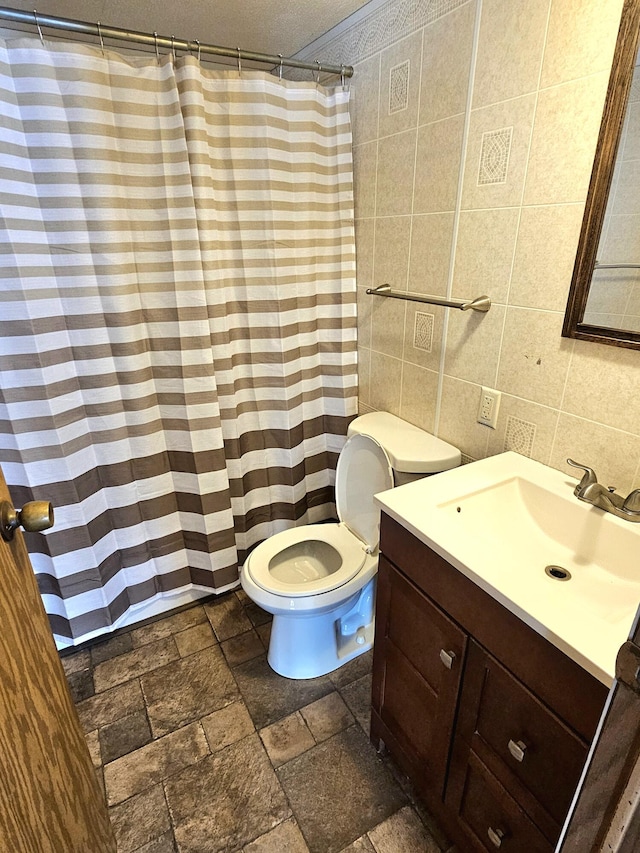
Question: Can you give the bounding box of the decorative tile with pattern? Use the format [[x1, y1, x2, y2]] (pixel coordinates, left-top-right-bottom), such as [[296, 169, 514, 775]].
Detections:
[[389, 60, 410, 113], [294, 0, 471, 71], [414, 311, 435, 352], [478, 126, 513, 185], [504, 414, 537, 457]]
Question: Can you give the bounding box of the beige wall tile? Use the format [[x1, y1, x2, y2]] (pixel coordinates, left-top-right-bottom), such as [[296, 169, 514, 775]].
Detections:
[[353, 142, 377, 218], [486, 395, 560, 465], [461, 94, 537, 209], [344, 0, 638, 485], [541, 0, 624, 88], [419, 1, 475, 125], [473, 0, 550, 108], [562, 340, 640, 434], [399, 361, 439, 433], [524, 73, 609, 206], [437, 375, 490, 459], [369, 351, 403, 414], [355, 218, 375, 291], [356, 286, 373, 350], [443, 303, 506, 386], [414, 115, 465, 213], [351, 54, 380, 145], [452, 207, 520, 303], [496, 307, 573, 407], [371, 297, 407, 359], [550, 414, 640, 494], [376, 128, 417, 216], [379, 31, 423, 138], [402, 304, 445, 372], [408, 212, 455, 296], [358, 346, 371, 408], [373, 215, 412, 291], [509, 203, 585, 310]]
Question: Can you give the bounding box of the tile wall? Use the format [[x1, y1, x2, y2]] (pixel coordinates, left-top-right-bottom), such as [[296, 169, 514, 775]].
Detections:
[[307, 0, 640, 491]]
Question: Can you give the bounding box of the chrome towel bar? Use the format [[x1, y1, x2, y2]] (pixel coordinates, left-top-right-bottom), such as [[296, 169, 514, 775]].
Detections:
[[366, 284, 491, 313], [594, 262, 640, 270]]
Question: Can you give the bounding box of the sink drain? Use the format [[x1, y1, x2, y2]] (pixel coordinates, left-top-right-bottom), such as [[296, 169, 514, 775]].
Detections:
[[545, 565, 571, 581]]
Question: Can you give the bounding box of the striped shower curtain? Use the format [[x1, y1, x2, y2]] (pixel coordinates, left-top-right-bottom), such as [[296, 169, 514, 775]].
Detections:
[[0, 39, 356, 648]]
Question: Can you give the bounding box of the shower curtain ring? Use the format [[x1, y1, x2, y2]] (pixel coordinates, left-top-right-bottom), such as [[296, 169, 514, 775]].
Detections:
[[340, 64, 346, 88], [237, 47, 242, 76], [153, 31, 160, 64], [33, 9, 44, 45], [278, 54, 283, 81], [314, 59, 322, 83], [171, 35, 176, 62], [97, 21, 105, 55], [194, 39, 201, 63]]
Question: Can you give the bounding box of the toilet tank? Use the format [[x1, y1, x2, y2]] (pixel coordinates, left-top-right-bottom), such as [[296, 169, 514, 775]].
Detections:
[[347, 412, 461, 485]]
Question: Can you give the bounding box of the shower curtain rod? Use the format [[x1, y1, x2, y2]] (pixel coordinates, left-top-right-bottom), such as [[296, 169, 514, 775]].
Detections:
[[0, 5, 354, 78]]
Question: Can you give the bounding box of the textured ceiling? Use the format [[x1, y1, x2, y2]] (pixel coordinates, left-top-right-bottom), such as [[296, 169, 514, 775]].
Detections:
[[1, 0, 371, 66]]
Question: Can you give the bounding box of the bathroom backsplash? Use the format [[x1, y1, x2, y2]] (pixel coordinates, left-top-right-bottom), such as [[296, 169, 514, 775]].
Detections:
[[300, 0, 640, 494]]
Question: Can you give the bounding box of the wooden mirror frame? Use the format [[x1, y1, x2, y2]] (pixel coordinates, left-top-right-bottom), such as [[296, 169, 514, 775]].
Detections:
[[562, 0, 640, 350]]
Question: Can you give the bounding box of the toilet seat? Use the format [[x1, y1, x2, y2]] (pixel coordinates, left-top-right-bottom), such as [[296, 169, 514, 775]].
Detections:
[[245, 433, 393, 599], [245, 523, 367, 597]]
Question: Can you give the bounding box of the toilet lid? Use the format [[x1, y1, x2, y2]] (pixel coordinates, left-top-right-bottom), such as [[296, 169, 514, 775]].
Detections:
[[336, 433, 394, 551]]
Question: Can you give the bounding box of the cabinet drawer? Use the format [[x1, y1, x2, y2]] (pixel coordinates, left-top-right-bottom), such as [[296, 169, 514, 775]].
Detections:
[[452, 750, 553, 853], [383, 556, 465, 689], [457, 641, 589, 833]]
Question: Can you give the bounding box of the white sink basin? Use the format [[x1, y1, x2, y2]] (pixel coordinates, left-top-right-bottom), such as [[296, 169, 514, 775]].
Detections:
[[374, 451, 640, 684]]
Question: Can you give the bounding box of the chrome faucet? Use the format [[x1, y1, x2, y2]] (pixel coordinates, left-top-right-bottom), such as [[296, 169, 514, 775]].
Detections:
[[567, 459, 640, 523]]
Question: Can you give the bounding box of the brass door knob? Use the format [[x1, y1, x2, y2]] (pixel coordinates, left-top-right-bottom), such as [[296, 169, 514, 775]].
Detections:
[[0, 500, 54, 542]]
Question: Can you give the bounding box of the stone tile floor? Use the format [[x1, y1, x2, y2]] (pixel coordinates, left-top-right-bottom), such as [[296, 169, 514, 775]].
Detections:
[[62, 589, 454, 853]]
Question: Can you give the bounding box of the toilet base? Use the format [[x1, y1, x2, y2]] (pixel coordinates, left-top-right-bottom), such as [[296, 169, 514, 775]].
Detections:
[[267, 579, 376, 679]]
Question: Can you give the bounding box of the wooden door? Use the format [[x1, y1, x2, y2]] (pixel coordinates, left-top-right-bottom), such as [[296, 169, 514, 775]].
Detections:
[[0, 467, 115, 852]]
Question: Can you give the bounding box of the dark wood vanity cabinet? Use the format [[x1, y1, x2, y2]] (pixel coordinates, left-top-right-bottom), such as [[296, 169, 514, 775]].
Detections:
[[371, 514, 609, 853]]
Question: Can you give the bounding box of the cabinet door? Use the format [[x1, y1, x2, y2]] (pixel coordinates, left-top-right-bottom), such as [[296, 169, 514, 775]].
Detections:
[[448, 641, 589, 844], [372, 556, 466, 797]]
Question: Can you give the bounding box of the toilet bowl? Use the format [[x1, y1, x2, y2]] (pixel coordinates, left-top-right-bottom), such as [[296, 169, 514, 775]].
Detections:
[[240, 412, 461, 679]]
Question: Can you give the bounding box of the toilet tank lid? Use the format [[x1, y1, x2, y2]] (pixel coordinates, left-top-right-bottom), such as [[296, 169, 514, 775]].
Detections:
[[347, 412, 461, 474]]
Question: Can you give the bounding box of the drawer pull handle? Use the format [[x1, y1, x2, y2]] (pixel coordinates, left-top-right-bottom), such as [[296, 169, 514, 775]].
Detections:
[[508, 739, 527, 763], [487, 827, 505, 848], [439, 649, 456, 669]]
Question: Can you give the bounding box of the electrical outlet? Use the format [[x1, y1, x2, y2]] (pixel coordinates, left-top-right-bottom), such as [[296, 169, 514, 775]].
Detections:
[[477, 386, 501, 429]]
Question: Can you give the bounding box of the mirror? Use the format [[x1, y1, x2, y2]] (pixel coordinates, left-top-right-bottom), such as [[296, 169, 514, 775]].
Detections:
[[563, 0, 640, 350]]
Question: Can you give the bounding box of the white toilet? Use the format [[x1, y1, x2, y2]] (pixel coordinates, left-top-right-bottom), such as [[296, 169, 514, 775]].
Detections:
[[240, 412, 461, 679]]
